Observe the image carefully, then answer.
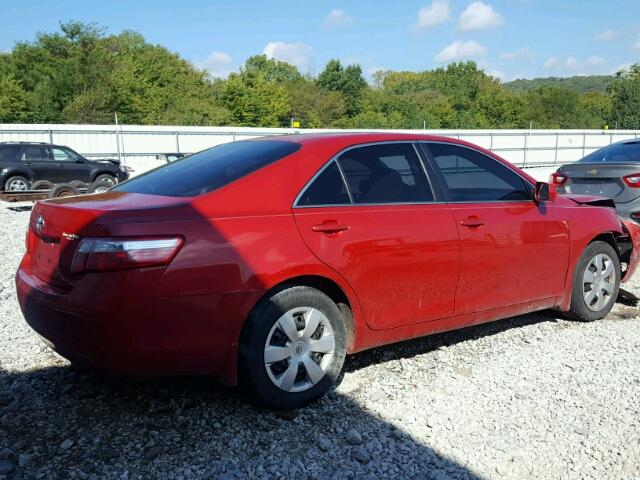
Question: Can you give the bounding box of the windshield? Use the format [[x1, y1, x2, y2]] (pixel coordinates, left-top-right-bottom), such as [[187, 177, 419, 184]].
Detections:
[[113, 140, 301, 197], [579, 142, 640, 163]]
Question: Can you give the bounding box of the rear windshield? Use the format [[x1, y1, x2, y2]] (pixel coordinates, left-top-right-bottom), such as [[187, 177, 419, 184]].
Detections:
[[113, 140, 301, 197], [579, 142, 640, 163]]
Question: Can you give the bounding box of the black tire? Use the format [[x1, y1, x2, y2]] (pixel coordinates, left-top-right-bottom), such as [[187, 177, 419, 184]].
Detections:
[[69, 180, 88, 190], [239, 285, 347, 409], [31, 180, 54, 191], [87, 180, 112, 194], [94, 174, 116, 186], [48, 183, 79, 199], [568, 241, 621, 321], [4, 175, 31, 192]]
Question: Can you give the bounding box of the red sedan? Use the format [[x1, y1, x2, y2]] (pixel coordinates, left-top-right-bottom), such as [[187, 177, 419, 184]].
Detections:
[[16, 133, 640, 409]]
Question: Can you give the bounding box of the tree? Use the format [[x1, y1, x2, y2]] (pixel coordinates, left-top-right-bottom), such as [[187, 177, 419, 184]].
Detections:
[[0, 75, 31, 122], [608, 64, 640, 129], [317, 59, 367, 117]]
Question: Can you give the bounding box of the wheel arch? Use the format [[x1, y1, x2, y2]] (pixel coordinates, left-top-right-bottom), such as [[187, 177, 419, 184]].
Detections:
[[588, 230, 633, 279], [239, 274, 357, 352], [3, 168, 35, 183]]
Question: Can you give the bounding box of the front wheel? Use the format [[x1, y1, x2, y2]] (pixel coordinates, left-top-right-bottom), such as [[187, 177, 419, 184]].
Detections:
[[568, 241, 620, 321], [94, 174, 116, 186], [239, 286, 347, 409]]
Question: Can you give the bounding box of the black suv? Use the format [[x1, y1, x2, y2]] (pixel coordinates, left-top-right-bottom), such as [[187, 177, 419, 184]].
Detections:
[[0, 142, 129, 191]]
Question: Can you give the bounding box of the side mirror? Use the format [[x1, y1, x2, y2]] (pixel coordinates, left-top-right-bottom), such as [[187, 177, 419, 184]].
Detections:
[[534, 181, 556, 203]]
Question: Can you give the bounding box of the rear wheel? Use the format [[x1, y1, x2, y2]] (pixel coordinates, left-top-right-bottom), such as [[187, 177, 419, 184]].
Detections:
[[4, 176, 31, 192], [568, 241, 620, 321], [239, 286, 347, 409]]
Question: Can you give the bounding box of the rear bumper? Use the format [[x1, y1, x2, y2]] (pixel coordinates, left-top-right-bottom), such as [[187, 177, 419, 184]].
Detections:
[[15, 253, 262, 384]]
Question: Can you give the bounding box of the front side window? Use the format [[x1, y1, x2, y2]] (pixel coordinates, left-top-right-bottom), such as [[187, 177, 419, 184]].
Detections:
[[297, 161, 351, 206], [22, 146, 50, 162], [51, 148, 77, 162], [114, 140, 301, 197], [337, 143, 433, 204], [424, 143, 530, 202]]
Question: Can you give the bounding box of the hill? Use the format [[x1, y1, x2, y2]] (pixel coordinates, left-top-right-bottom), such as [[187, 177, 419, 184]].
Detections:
[[504, 75, 613, 93]]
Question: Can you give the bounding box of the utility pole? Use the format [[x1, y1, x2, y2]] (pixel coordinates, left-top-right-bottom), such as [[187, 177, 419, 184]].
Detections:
[[114, 113, 122, 164]]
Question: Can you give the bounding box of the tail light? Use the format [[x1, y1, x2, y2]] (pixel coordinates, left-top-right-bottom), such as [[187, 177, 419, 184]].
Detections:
[[623, 173, 640, 188], [550, 172, 567, 186], [71, 237, 183, 274]]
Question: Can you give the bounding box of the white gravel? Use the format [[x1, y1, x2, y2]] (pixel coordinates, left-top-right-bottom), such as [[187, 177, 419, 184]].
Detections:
[[1, 201, 639, 480]]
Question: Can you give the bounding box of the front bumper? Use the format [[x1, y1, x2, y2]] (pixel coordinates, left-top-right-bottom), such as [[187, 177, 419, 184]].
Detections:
[[15, 253, 260, 383]]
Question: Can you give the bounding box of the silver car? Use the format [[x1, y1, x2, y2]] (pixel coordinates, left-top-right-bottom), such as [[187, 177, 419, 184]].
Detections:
[[552, 140, 640, 222]]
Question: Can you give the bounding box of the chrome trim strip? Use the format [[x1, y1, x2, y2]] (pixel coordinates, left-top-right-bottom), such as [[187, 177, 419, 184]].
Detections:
[[334, 159, 354, 205]]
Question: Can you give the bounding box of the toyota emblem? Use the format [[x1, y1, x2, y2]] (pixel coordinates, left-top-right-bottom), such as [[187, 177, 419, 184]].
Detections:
[[35, 215, 45, 234]]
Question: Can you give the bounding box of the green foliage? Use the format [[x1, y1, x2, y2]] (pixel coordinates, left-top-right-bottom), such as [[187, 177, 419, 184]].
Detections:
[[317, 59, 368, 117], [504, 75, 614, 94], [607, 64, 640, 129], [0, 22, 636, 130]]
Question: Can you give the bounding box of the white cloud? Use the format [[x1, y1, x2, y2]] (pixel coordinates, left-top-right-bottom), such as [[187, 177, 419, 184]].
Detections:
[[435, 40, 487, 62], [458, 2, 505, 31], [596, 29, 621, 42], [414, 0, 451, 30], [499, 48, 533, 61], [323, 9, 352, 28], [263, 41, 313, 69], [198, 51, 234, 78], [544, 55, 607, 73]]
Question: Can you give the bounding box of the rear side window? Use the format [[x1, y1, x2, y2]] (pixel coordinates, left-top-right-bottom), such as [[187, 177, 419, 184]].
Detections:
[[0, 146, 19, 162], [22, 146, 50, 161], [114, 140, 301, 197], [297, 161, 351, 206], [337, 143, 433, 204], [425, 143, 530, 202], [579, 142, 640, 163]]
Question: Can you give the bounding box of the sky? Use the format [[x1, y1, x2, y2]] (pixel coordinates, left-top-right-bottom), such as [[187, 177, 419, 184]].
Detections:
[[0, 0, 638, 82]]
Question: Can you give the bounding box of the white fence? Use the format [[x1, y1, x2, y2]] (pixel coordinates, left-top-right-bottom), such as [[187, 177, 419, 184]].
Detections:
[[1, 124, 639, 176]]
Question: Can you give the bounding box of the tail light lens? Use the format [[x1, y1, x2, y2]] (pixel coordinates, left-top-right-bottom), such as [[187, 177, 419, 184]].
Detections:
[[623, 173, 640, 188], [550, 172, 567, 186], [71, 237, 183, 274]]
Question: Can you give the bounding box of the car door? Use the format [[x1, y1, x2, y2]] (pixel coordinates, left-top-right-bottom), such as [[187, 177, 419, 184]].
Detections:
[[50, 146, 91, 182], [293, 142, 460, 330], [21, 145, 58, 181], [421, 142, 570, 314]]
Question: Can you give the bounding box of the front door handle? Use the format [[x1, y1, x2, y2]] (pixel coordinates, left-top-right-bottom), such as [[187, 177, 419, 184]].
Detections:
[[460, 216, 485, 227], [312, 222, 350, 234]]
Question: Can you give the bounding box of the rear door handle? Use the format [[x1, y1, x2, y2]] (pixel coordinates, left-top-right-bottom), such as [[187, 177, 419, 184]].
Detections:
[[460, 217, 485, 227], [312, 222, 350, 234]]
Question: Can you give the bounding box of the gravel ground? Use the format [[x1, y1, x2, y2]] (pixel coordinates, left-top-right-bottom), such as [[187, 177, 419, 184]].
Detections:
[[1, 202, 639, 480]]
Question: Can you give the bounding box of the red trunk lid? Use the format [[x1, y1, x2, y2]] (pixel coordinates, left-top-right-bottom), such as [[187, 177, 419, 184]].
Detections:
[[28, 192, 192, 288]]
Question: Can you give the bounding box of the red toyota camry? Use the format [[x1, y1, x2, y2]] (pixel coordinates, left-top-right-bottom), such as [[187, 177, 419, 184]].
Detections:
[[16, 133, 640, 409]]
